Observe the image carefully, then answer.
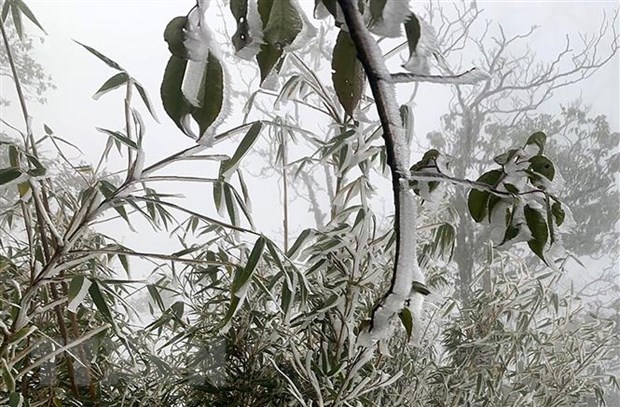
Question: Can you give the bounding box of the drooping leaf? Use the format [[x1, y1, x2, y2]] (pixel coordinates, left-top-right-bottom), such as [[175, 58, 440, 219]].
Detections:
[[75, 41, 124, 71], [190, 53, 224, 138], [221, 121, 263, 178], [399, 307, 413, 341], [89, 281, 114, 323], [96, 128, 138, 150], [11, 4, 23, 40], [160, 55, 193, 134], [256, 43, 283, 84], [2, 359, 15, 392], [524, 204, 548, 261], [13, 0, 46, 34], [287, 228, 313, 258], [261, 0, 302, 47], [467, 169, 503, 222], [133, 81, 159, 122], [552, 201, 565, 226], [231, 236, 266, 294], [163, 16, 188, 58], [93, 72, 129, 100], [403, 13, 421, 56], [67, 276, 92, 313], [332, 30, 366, 116]]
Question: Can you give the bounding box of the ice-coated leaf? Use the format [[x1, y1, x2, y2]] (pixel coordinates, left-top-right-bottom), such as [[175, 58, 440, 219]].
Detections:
[[399, 307, 413, 341], [256, 43, 283, 84], [160, 55, 193, 135], [96, 128, 138, 150], [524, 204, 548, 261], [232, 236, 266, 295], [528, 155, 555, 181], [0, 168, 22, 185], [133, 81, 159, 122], [89, 281, 114, 323], [190, 53, 224, 139], [403, 13, 421, 57], [332, 30, 366, 116], [221, 121, 263, 178], [67, 276, 92, 313], [163, 16, 188, 58], [494, 148, 519, 166], [75, 41, 124, 71], [14, 0, 46, 34], [525, 131, 546, 155], [93, 72, 129, 100], [287, 228, 313, 258], [467, 169, 503, 222], [259, 0, 302, 47]]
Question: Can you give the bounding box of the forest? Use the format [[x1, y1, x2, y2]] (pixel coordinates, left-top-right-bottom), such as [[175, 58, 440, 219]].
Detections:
[[0, 0, 618, 406]]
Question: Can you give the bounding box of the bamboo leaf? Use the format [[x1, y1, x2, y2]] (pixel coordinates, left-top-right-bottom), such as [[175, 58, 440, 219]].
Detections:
[[75, 41, 124, 71], [93, 72, 129, 100]]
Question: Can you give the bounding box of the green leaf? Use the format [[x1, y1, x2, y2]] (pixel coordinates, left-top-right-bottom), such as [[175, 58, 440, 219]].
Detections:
[[221, 121, 263, 178], [161, 55, 193, 134], [190, 53, 224, 138], [2, 359, 15, 393], [525, 131, 546, 154], [528, 155, 555, 181], [332, 30, 366, 116], [524, 204, 548, 261], [93, 72, 129, 100], [499, 224, 520, 246], [467, 169, 503, 222], [261, 0, 302, 47], [411, 281, 430, 295], [163, 16, 188, 58], [551, 201, 565, 226], [494, 149, 519, 166], [1, 1, 10, 23], [231, 0, 254, 53], [14, 0, 46, 34], [147, 284, 165, 311], [9, 392, 23, 407], [133, 81, 159, 122], [286, 228, 313, 258], [11, 4, 23, 40], [399, 307, 413, 341], [0, 167, 22, 185], [256, 43, 283, 84], [403, 13, 421, 56], [75, 41, 124, 71], [369, 0, 388, 25], [67, 276, 92, 313], [89, 281, 114, 323], [8, 145, 18, 167], [232, 236, 265, 294], [96, 128, 138, 150]]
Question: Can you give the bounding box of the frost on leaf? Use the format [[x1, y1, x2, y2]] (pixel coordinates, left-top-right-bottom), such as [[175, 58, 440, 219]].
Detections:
[[160, 2, 230, 145], [366, 0, 411, 38], [402, 15, 439, 75]]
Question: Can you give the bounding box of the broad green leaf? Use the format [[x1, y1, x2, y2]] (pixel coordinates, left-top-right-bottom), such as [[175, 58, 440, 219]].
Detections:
[[499, 224, 520, 246], [93, 72, 129, 100], [411, 281, 430, 295], [161, 55, 193, 134], [75, 41, 124, 71], [96, 128, 138, 150], [332, 30, 366, 116], [552, 201, 565, 226], [221, 121, 263, 178], [256, 43, 283, 84], [399, 307, 413, 341], [8, 145, 18, 167], [524, 204, 548, 261], [261, 0, 302, 47], [525, 131, 546, 154], [1, 1, 10, 22], [494, 148, 519, 166], [89, 281, 114, 323], [528, 155, 555, 181], [67, 275, 92, 313], [190, 53, 224, 138], [403, 13, 421, 55], [0, 167, 22, 185], [163, 16, 188, 58], [467, 169, 503, 222]]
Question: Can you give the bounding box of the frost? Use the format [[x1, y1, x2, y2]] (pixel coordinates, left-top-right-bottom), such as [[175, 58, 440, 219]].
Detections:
[[234, 0, 264, 60], [286, 0, 317, 52], [367, 1, 411, 38], [402, 19, 439, 74]]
